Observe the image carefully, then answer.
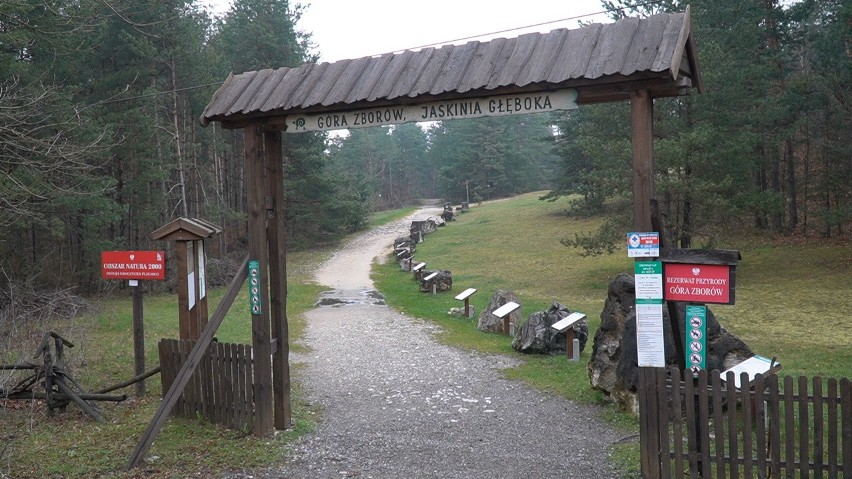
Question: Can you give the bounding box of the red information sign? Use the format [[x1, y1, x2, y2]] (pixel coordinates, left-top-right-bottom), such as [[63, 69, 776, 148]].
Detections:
[[101, 251, 166, 280], [663, 263, 732, 304]]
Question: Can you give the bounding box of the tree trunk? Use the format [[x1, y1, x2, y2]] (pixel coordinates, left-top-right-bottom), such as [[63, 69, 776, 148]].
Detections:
[[171, 58, 188, 218], [784, 138, 798, 232]]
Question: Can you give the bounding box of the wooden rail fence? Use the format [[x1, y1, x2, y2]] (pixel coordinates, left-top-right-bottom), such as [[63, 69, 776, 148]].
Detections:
[[641, 367, 851, 479], [158, 339, 254, 432]]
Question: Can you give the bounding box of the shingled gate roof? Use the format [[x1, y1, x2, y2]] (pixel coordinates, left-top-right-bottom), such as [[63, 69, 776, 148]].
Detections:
[[201, 8, 702, 128]]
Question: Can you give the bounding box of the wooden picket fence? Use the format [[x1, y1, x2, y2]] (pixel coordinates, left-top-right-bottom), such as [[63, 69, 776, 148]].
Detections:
[[158, 339, 254, 432], [640, 367, 851, 478]]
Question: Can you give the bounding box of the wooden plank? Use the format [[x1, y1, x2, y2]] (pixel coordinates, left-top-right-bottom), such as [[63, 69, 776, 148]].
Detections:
[[601, 17, 640, 77], [740, 372, 752, 478], [492, 301, 520, 318], [246, 68, 289, 113], [698, 372, 711, 478], [228, 69, 275, 116], [658, 248, 741, 266], [224, 343, 234, 428], [637, 367, 656, 479], [684, 372, 698, 476], [827, 378, 838, 479], [725, 370, 739, 479], [813, 376, 824, 477], [235, 343, 244, 429], [242, 343, 252, 431], [799, 376, 809, 478], [492, 32, 541, 87], [125, 257, 249, 470], [671, 368, 685, 478], [210, 343, 220, 425], [656, 368, 671, 479], [454, 288, 477, 301], [753, 374, 768, 477], [213, 72, 255, 117], [265, 66, 313, 111], [178, 340, 192, 416], [631, 89, 654, 231], [458, 39, 506, 93], [842, 378, 851, 479], [235, 343, 246, 430], [409, 46, 453, 96], [623, 13, 666, 76], [784, 376, 795, 476], [518, 29, 569, 87], [176, 242, 190, 340], [201, 342, 212, 420], [431, 41, 479, 94], [301, 60, 353, 107], [769, 375, 782, 477], [710, 371, 725, 479], [385, 50, 431, 100], [485, 37, 520, 88], [551, 312, 586, 332], [514, 34, 552, 86], [283, 62, 329, 110]]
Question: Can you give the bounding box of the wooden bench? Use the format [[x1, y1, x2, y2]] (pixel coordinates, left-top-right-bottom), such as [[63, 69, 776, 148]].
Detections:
[[492, 301, 520, 336], [551, 312, 586, 360], [454, 288, 477, 318]]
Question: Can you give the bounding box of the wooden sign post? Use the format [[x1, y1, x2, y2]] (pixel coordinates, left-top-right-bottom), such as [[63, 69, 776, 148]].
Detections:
[[101, 250, 166, 397], [551, 312, 587, 360], [493, 301, 521, 336], [454, 288, 477, 318]]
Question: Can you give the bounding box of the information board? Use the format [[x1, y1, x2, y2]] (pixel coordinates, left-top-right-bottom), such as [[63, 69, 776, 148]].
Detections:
[[101, 251, 165, 280]]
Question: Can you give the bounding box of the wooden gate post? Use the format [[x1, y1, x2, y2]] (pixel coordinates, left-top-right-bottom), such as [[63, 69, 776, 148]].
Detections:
[[265, 129, 292, 430], [632, 88, 662, 479], [245, 125, 274, 437]]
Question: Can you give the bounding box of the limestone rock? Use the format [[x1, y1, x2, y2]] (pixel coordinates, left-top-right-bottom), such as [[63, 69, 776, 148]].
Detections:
[[588, 273, 754, 414], [477, 290, 521, 334], [419, 270, 452, 292], [512, 302, 588, 355]]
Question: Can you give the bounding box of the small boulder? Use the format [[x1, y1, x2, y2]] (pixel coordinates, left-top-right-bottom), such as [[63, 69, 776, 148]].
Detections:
[[588, 273, 754, 414], [512, 302, 588, 355], [419, 270, 452, 292], [477, 290, 522, 334]]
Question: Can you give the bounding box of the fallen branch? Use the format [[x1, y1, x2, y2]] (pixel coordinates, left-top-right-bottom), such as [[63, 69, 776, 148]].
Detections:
[[93, 366, 161, 394]]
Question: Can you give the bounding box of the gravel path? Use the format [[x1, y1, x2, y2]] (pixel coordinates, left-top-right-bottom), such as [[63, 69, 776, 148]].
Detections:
[[234, 208, 622, 478]]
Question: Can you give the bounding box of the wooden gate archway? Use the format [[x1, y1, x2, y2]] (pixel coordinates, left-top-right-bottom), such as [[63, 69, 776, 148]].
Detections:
[[128, 7, 703, 471]]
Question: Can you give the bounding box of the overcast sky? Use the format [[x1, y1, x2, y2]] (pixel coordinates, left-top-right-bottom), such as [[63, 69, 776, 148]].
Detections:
[[202, 0, 613, 63]]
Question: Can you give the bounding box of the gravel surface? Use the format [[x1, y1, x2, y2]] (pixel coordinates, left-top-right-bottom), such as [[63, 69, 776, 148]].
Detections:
[[226, 209, 623, 479]]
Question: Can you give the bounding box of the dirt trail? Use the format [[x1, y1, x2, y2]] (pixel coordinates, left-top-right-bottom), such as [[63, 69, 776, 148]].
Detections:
[[230, 207, 622, 478]]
